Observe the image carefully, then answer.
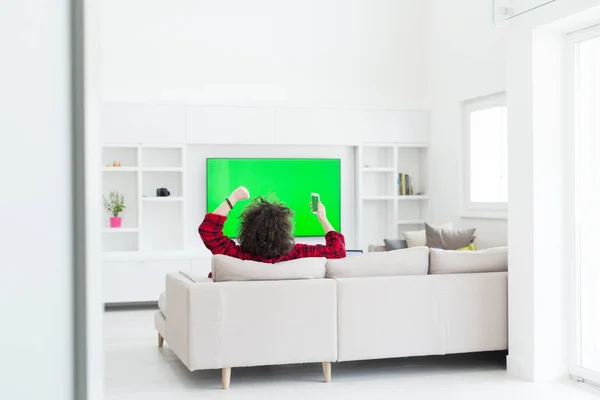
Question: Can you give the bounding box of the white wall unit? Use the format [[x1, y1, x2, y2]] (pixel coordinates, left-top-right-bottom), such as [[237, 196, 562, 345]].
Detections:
[[356, 143, 430, 249], [103, 260, 190, 303], [100, 103, 186, 144], [142, 171, 183, 198], [103, 145, 138, 167], [102, 171, 138, 229], [186, 106, 275, 144], [102, 144, 187, 302], [274, 108, 363, 145], [361, 110, 430, 144], [102, 231, 139, 253], [141, 201, 184, 251], [141, 146, 183, 168]]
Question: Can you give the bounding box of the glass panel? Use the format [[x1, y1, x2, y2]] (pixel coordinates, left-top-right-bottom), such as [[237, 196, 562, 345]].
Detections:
[[469, 106, 508, 203], [578, 35, 600, 374], [494, 0, 557, 23]]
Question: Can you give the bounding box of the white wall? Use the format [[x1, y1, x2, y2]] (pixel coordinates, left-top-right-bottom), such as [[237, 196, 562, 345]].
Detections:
[[0, 1, 74, 398], [424, 0, 507, 238], [186, 145, 356, 251], [100, 0, 427, 109]]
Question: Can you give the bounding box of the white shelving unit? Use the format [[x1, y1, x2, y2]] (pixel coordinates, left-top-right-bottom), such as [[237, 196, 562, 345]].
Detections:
[[101, 144, 204, 304], [102, 144, 186, 254], [356, 143, 430, 250]]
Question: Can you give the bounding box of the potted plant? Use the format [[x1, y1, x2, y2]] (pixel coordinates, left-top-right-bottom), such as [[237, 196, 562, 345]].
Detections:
[[104, 191, 126, 228]]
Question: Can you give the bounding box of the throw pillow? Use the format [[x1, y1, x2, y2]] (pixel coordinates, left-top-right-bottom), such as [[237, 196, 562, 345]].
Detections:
[[402, 230, 427, 247], [383, 238, 408, 251], [326, 246, 429, 278], [425, 222, 476, 250], [428, 246, 508, 274], [457, 243, 476, 251]]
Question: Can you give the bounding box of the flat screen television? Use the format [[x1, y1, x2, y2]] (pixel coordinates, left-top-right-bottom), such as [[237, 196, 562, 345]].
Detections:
[[206, 158, 341, 237]]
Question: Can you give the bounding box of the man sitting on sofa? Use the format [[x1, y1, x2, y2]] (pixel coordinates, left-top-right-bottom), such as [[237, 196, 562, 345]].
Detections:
[[199, 186, 346, 275]]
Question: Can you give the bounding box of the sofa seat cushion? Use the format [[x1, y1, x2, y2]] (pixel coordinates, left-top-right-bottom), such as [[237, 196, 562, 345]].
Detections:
[[429, 246, 508, 274], [326, 246, 429, 278], [158, 292, 167, 317], [211, 255, 327, 282]]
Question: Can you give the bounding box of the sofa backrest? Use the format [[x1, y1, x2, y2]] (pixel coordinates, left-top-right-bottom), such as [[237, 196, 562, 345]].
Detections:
[[211, 254, 326, 282], [326, 246, 429, 278]]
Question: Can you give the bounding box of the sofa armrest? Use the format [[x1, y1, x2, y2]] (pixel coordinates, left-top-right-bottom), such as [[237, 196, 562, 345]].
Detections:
[[165, 273, 222, 371]]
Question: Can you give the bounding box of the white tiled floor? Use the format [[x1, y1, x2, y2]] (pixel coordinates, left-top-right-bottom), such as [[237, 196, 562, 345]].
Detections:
[[105, 308, 600, 400]]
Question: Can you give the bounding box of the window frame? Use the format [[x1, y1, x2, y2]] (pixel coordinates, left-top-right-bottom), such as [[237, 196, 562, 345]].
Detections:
[[462, 91, 508, 217], [566, 22, 600, 386]]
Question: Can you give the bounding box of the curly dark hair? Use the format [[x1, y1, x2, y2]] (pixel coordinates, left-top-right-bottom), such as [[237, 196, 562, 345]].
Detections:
[[238, 197, 295, 258]]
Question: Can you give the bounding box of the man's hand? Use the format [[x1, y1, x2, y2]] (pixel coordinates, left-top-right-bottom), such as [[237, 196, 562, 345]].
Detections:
[[317, 201, 327, 222], [311, 201, 334, 233], [230, 186, 250, 202]]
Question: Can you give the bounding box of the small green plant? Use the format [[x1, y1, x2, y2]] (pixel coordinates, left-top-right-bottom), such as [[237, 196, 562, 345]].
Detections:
[[104, 191, 126, 217]]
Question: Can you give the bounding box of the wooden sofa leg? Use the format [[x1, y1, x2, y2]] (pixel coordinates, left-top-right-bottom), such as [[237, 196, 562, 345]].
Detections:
[[222, 367, 232, 390], [157, 332, 164, 348], [322, 362, 331, 383]]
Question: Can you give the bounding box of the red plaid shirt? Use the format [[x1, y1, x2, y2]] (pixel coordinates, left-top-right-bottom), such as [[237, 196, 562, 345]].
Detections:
[[199, 213, 346, 270]]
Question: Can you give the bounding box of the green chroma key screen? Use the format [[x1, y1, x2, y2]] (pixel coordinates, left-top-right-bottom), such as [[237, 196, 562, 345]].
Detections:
[[206, 158, 341, 238]]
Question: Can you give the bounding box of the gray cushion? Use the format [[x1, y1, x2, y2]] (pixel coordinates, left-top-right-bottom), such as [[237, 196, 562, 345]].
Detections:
[[211, 255, 326, 282], [368, 244, 387, 252], [326, 246, 429, 278], [425, 222, 476, 250], [383, 238, 408, 251]]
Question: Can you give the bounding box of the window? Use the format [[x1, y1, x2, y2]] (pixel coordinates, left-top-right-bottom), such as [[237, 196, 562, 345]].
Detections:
[[463, 92, 508, 214], [569, 25, 600, 384]]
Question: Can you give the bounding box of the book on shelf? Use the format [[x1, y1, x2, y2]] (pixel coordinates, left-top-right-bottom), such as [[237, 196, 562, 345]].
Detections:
[[398, 173, 414, 196]]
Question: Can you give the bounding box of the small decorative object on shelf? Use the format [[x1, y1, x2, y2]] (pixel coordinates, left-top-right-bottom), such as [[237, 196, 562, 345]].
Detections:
[[156, 188, 170, 197], [398, 173, 414, 195], [112, 161, 121, 167], [104, 191, 126, 228]]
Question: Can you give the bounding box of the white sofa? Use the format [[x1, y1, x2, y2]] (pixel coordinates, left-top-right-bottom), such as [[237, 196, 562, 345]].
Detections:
[[155, 241, 508, 389]]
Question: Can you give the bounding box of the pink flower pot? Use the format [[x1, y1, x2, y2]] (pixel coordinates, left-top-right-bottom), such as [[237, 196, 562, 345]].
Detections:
[[110, 217, 122, 228]]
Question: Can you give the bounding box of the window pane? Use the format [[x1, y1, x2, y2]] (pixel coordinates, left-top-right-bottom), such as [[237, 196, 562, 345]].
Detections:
[[578, 34, 600, 374], [470, 106, 508, 203]]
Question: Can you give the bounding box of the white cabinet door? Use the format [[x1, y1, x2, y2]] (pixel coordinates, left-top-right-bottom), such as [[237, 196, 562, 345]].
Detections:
[[274, 108, 361, 145], [103, 259, 191, 303], [361, 110, 429, 144], [101, 103, 186, 144], [103, 261, 144, 303], [186, 106, 275, 144]]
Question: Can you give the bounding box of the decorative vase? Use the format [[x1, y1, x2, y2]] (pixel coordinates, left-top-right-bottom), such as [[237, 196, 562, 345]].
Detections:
[[110, 217, 122, 228]]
